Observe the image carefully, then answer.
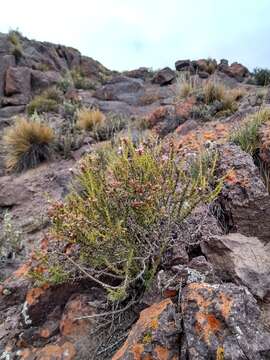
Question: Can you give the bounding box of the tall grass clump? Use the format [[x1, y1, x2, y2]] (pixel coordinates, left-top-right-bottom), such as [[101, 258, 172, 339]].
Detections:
[[3, 117, 54, 172], [32, 138, 223, 301], [76, 107, 105, 131], [230, 109, 270, 156], [176, 73, 201, 99]]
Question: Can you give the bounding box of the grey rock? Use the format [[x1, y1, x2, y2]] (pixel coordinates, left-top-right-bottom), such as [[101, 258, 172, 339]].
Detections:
[[218, 143, 270, 243], [182, 282, 270, 360], [175, 59, 191, 71], [123, 67, 151, 80], [31, 69, 62, 91], [152, 67, 176, 86], [93, 76, 145, 105], [198, 71, 209, 79], [202, 233, 270, 300], [0, 105, 25, 118]]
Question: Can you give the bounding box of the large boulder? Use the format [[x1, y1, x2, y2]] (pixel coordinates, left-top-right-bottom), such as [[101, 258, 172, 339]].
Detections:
[[227, 62, 249, 80], [175, 59, 191, 71], [30, 69, 62, 91], [202, 233, 270, 300], [5, 66, 31, 99], [93, 75, 145, 105], [123, 67, 152, 80], [0, 55, 15, 97], [182, 282, 270, 359], [218, 61, 249, 82], [112, 299, 180, 359], [218, 143, 270, 243], [152, 67, 175, 86]]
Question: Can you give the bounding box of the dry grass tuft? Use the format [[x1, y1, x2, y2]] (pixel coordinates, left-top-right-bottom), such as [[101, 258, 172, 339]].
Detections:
[[77, 108, 106, 131], [3, 117, 54, 172]]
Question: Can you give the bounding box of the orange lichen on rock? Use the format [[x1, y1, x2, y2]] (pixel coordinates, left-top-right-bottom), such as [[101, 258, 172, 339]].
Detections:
[[219, 293, 233, 319], [60, 294, 95, 337], [17, 342, 76, 360], [183, 283, 234, 346], [132, 343, 145, 360], [146, 106, 168, 128], [224, 169, 238, 185], [175, 97, 196, 119], [154, 345, 169, 360], [195, 313, 221, 344], [26, 284, 49, 305], [112, 299, 179, 359]]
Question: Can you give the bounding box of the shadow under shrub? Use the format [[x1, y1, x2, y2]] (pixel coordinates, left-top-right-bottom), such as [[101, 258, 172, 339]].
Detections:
[[31, 139, 223, 301]]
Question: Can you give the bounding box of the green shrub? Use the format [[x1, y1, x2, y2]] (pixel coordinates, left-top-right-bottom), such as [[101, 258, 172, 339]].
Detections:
[[230, 109, 270, 155], [93, 114, 127, 140], [8, 29, 23, 60], [32, 139, 223, 301], [253, 68, 270, 86], [27, 87, 62, 115], [71, 68, 96, 90], [3, 116, 54, 172]]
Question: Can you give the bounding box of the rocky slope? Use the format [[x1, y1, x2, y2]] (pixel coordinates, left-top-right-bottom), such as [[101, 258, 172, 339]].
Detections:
[[0, 32, 270, 359]]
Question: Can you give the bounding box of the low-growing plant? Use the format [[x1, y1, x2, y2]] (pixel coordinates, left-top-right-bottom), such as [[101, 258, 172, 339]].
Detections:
[[230, 109, 270, 156], [3, 116, 54, 172], [71, 68, 97, 90], [93, 114, 127, 140], [27, 87, 62, 115], [253, 68, 270, 86], [0, 211, 22, 263], [31, 139, 223, 301], [77, 107, 105, 131], [8, 29, 23, 61], [55, 121, 83, 159]]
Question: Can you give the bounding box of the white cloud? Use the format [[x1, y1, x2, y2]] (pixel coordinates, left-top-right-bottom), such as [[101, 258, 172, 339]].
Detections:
[[0, 0, 269, 70]]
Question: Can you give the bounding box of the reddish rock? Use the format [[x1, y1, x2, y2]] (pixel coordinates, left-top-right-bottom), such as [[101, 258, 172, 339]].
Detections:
[[182, 282, 270, 359], [0, 54, 15, 96], [112, 299, 180, 359], [5, 66, 31, 98], [228, 62, 249, 79], [60, 293, 96, 337], [17, 342, 76, 360]]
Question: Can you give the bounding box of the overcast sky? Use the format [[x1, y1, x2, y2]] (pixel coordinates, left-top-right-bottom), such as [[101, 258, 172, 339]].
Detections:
[[0, 0, 269, 71]]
